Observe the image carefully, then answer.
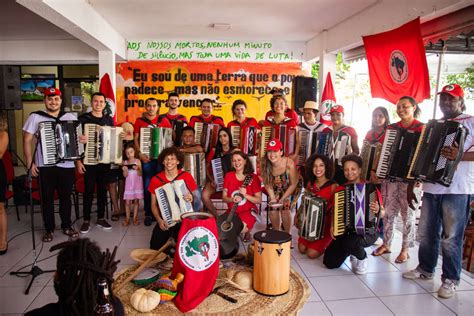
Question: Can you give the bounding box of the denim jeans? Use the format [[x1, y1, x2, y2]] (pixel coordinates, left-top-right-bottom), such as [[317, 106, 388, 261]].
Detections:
[[417, 193, 470, 284], [142, 160, 159, 218]]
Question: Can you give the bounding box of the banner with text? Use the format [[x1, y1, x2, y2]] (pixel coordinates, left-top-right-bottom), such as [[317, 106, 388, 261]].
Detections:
[[116, 61, 306, 124], [127, 40, 306, 62]]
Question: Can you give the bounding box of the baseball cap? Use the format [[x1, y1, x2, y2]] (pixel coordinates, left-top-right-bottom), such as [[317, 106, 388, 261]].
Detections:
[[437, 84, 464, 98], [329, 104, 344, 114], [44, 87, 61, 97], [267, 138, 282, 152]]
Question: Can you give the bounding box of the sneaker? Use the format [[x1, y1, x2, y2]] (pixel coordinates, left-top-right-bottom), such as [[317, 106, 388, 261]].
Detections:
[[438, 280, 456, 299], [80, 221, 90, 234], [63, 226, 79, 238], [402, 268, 433, 280], [144, 216, 153, 227], [97, 218, 112, 230], [350, 255, 368, 275]]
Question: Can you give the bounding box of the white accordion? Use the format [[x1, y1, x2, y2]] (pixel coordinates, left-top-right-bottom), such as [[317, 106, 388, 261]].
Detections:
[[155, 179, 193, 227], [83, 124, 123, 165]]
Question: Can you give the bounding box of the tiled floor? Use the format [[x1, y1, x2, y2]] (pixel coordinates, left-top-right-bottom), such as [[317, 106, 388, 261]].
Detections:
[[1, 204, 473, 315]]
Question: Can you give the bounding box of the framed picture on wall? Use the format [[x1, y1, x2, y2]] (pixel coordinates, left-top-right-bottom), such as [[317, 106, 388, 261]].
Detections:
[[20, 79, 55, 101]]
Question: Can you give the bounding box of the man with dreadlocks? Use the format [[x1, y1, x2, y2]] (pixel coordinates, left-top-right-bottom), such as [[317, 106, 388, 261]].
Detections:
[[25, 238, 124, 316]]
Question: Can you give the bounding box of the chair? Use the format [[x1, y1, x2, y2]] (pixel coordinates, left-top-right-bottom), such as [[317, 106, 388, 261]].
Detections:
[[2, 151, 19, 220]]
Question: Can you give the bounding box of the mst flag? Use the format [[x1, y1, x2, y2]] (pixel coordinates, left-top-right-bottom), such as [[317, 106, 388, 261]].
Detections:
[[99, 73, 117, 124], [320, 72, 336, 126], [363, 17, 430, 104]]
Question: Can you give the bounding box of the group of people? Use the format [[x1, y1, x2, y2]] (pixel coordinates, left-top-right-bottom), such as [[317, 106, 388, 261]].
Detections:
[[0, 82, 470, 300]]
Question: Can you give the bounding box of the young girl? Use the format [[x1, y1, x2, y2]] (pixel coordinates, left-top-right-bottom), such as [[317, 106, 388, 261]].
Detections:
[[372, 96, 423, 263], [323, 154, 383, 274], [262, 138, 299, 234], [122, 144, 144, 226], [222, 151, 262, 242], [296, 154, 337, 259], [202, 127, 238, 217]]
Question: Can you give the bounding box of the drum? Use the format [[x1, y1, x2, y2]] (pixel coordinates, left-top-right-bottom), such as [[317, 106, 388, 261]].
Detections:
[[173, 212, 220, 312], [253, 230, 292, 296]]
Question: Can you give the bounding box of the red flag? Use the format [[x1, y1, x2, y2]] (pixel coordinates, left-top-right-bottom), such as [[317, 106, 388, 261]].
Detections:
[[319, 72, 336, 126], [99, 73, 117, 124], [363, 17, 430, 104]]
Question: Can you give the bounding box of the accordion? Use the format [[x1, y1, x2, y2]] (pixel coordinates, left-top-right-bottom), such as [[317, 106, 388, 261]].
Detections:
[[231, 126, 259, 155], [297, 129, 321, 165], [376, 127, 420, 181], [84, 124, 123, 165], [184, 153, 206, 188], [172, 120, 187, 147], [211, 155, 232, 192], [408, 119, 467, 186], [38, 121, 84, 165], [296, 192, 327, 241], [194, 122, 220, 153], [258, 126, 272, 158], [333, 183, 379, 236], [317, 132, 333, 157], [140, 127, 173, 159], [278, 125, 296, 156], [155, 179, 193, 227], [360, 141, 382, 181]]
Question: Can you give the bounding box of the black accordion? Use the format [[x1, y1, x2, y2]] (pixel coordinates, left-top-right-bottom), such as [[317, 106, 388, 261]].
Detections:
[[38, 121, 84, 165], [408, 119, 467, 186], [297, 130, 321, 165], [360, 141, 382, 181], [297, 192, 326, 241], [333, 183, 379, 236], [230, 126, 259, 155], [376, 127, 421, 181], [184, 153, 206, 188]]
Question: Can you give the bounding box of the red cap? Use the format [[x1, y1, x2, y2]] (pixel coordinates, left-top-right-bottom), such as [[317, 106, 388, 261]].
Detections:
[[44, 87, 61, 97], [267, 138, 282, 152], [329, 104, 344, 114], [438, 84, 464, 98]]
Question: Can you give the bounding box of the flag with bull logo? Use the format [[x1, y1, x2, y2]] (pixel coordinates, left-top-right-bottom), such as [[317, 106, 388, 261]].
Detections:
[[362, 17, 430, 104], [319, 72, 336, 126], [99, 73, 117, 124]]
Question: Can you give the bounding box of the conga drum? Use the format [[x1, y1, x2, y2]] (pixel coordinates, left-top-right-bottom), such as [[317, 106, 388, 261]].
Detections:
[[172, 212, 220, 312], [253, 230, 292, 296]]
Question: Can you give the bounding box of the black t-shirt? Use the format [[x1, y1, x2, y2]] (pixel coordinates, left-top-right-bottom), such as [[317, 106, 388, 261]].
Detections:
[[25, 297, 125, 316], [78, 112, 114, 127]]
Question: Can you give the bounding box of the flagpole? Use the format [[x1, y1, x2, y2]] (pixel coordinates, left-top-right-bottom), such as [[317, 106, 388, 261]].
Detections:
[[433, 45, 447, 119]]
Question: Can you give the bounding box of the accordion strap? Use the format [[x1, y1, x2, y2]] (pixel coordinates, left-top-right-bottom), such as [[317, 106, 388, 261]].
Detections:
[[139, 116, 160, 127], [32, 110, 67, 123], [155, 170, 186, 185]]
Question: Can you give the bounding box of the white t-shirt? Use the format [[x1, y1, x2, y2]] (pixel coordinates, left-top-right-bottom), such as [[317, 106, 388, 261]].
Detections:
[[299, 121, 327, 133], [423, 113, 474, 195], [22, 111, 78, 168]]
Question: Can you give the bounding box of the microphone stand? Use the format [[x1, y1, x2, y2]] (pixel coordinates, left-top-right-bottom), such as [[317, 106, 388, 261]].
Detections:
[[10, 137, 55, 295]]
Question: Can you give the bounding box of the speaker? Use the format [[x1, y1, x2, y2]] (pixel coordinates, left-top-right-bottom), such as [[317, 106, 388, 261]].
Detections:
[[292, 76, 317, 114], [0, 66, 22, 110]]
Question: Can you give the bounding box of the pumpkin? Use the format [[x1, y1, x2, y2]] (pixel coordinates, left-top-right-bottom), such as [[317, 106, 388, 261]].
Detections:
[[130, 288, 161, 312], [233, 271, 253, 290]]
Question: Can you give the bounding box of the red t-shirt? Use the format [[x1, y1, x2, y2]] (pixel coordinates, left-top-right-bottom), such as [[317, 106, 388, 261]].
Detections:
[[189, 115, 225, 128], [227, 117, 260, 129], [262, 117, 298, 139], [265, 108, 300, 124], [389, 119, 424, 133], [133, 116, 172, 134], [159, 113, 188, 124], [148, 170, 198, 194], [323, 125, 358, 140], [364, 128, 386, 144], [223, 172, 261, 213]]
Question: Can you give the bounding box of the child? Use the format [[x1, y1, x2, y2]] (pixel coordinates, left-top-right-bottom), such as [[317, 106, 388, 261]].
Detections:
[[323, 154, 383, 274], [122, 144, 144, 226]]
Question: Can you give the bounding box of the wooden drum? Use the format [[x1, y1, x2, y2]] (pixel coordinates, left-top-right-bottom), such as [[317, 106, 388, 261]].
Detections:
[[253, 230, 292, 296]]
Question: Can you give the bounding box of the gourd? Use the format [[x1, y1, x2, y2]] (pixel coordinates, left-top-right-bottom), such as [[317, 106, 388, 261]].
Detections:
[[130, 288, 161, 312]]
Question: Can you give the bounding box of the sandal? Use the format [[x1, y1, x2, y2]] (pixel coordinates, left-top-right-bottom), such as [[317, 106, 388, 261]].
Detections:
[[395, 252, 410, 264], [122, 219, 130, 227], [63, 227, 79, 238], [42, 231, 54, 242], [372, 245, 391, 256], [133, 218, 140, 226], [111, 214, 120, 221], [243, 232, 251, 243]]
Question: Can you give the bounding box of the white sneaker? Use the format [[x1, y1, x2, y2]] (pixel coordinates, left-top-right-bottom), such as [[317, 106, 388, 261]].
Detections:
[[350, 255, 368, 275], [402, 268, 433, 280], [438, 280, 456, 299]]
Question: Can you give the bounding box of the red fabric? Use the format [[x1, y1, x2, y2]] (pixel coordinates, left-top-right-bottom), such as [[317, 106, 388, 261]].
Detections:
[[2, 151, 14, 182], [189, 115, 225, 128], [389, 119, 424, 132], [265, 108, 300, 124], [363, 18, 430, 104], [227, 117, 259, 129], [364, 128, 386, 144], [223, 172, 261, 230], [298, 181, 335, 252], [160, 113, 188, 124], [133, 116, 172, 133], [148, 170, 198, 194], [172, 215, 220, 312], [320, 72, 336, 126], [323, 125, 358, 140], [99, 73, 117, 125]]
